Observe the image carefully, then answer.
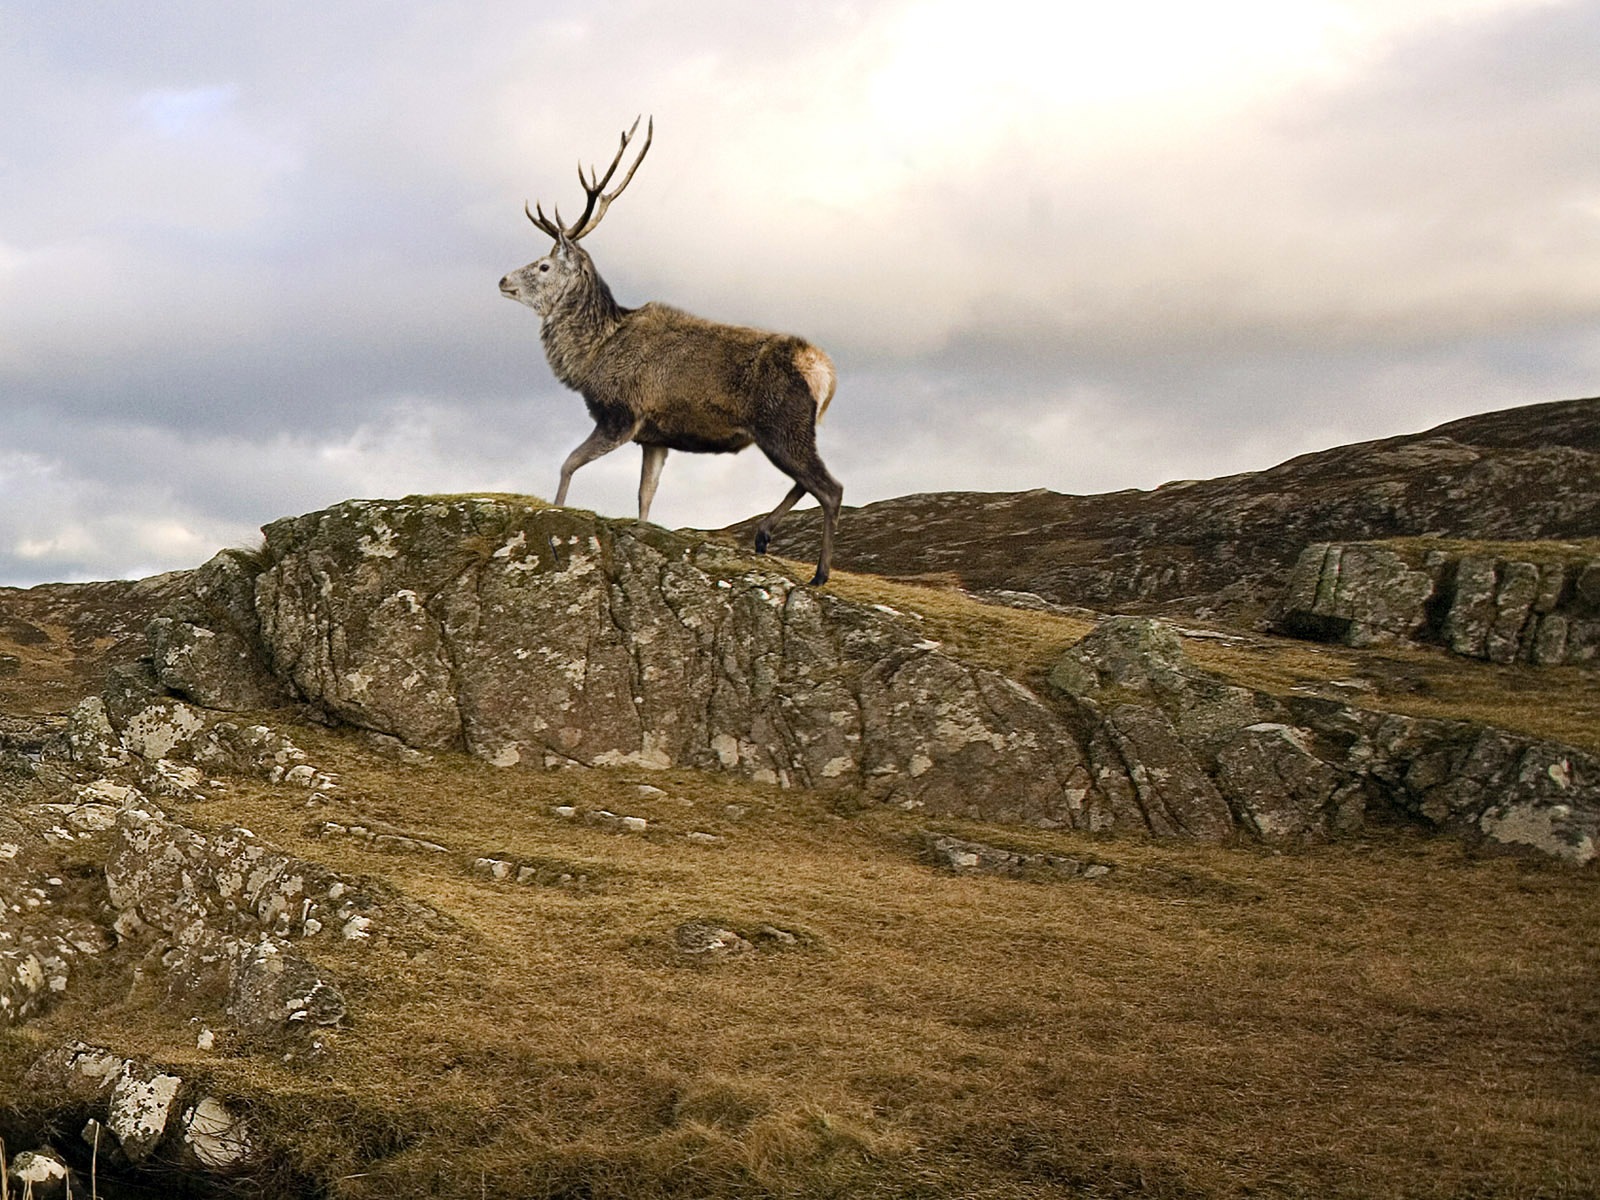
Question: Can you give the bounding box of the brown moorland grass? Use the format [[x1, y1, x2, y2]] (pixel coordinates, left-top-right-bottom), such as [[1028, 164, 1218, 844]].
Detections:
[[5, 726, 1597, 1199]]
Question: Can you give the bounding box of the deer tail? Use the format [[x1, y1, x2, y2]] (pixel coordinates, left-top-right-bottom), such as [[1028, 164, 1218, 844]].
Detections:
[[795, 345, 837, 425]]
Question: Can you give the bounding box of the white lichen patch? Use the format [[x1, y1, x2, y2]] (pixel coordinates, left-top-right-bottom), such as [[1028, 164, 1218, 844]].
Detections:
[[76, 778, 143, 806], [342, 915, 372, 940], [356, 523, 400, 558], [492, 531, 528, 558], [592, 744, 673, 770], [11, 1151, 69, 1188], [122, 703, 207, 760], [711, 733, 739, 767], [487, 743, 523, 767], [1480, 803, 1595, 865]]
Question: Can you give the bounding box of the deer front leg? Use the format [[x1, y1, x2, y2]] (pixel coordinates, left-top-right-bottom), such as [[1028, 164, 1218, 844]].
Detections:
[[554, 422, 635, 507], [638, 444, 668, 522]]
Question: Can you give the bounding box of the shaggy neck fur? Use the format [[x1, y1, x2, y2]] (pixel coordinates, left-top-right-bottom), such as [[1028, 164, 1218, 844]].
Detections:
[[540, 256, 629, 389]]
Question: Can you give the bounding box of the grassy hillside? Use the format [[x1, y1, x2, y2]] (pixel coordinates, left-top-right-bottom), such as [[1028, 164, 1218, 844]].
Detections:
[[6, 726, 1597, 1199], [3, 569, 1597, 1199]]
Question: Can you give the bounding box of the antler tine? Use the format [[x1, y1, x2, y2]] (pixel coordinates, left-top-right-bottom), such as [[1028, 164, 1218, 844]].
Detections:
[[579, 116, 640, 195], [525, 199, 564, 240], [567, 115, 653, 241]]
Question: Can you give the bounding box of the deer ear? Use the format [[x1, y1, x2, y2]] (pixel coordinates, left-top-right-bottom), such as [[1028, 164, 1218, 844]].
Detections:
[[554, 232, 577, 262]]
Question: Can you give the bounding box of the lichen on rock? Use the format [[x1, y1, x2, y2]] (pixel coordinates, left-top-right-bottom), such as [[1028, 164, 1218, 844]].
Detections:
[[149, 497, 1110, 829]]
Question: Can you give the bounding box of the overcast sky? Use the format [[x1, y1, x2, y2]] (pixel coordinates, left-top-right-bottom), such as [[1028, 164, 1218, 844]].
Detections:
[[2, 0, 1596, 586]]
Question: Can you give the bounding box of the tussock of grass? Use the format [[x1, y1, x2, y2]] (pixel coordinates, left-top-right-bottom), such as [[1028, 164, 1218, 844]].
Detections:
[[7, 728, 1598, 1199]]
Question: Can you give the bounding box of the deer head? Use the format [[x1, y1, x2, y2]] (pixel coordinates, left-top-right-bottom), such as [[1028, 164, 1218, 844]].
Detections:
[[499, 117, 652, 317]]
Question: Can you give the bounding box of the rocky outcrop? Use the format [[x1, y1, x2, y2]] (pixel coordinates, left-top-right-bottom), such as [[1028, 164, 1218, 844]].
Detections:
[[725, 396, 1600, 618], [130, 497, 1599, 862], [1274, 541, 1600, 663], [1047, 617, 1599, 863], [150, 498, 1109, 828]]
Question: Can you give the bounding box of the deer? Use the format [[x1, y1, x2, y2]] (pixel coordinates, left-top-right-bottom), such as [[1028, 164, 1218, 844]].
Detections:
[[498, 118, 843, 586]]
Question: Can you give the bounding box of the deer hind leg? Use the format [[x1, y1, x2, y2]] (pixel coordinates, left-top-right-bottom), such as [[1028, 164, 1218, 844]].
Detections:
[[554, 420, 636, 507], [754, 420, 843, 587], [637, 445, 668, 522], [755, 484, 805, 556]]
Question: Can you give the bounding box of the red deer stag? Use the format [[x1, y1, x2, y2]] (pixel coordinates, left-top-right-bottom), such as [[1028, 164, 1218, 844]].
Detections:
[[499, 118, 843, 585]]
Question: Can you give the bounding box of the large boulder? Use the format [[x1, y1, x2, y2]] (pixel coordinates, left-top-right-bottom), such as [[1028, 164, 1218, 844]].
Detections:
[[135, 498, 1599, 860], [150, 498, 1108, 827]]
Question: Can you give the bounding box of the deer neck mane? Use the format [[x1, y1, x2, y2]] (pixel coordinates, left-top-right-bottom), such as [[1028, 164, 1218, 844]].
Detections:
[[541, 266, 628, 389]]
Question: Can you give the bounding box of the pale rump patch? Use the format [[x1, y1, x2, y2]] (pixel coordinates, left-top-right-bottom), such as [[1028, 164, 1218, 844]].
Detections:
[[794, 344, 837, 423]]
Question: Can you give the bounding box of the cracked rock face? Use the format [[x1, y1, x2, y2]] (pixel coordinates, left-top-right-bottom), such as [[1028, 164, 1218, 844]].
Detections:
[[152, 498, 1107, 827], [1274, 541, 1600, 665]]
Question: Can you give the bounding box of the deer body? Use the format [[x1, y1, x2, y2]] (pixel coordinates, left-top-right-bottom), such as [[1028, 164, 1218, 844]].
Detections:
[[500, 119, 842, 585]]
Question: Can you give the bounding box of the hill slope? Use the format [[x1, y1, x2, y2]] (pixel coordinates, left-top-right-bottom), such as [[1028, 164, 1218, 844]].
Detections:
[[730, 396, 1600, 617]]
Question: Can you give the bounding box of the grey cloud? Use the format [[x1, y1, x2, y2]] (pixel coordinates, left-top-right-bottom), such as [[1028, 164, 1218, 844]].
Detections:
[[3, 0, 1597, 585]]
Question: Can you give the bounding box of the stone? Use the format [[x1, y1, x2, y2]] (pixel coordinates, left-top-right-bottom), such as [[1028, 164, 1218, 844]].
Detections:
[[107, 1062, 183, 1161], [1272, 542, 1600, 666], [105, 805, 362, 946], [673, 921, 752, 960], [1048, 615, 1600, 857], [147, 498, 1114, 829], [7, 1149, 70, 1199], [1048, 614, 1191, 696], [24, 1041, 128, 1103], [1095, 704, 1234, 842], [919, 831, 1111, 879], [148, 549, 290, 711], [228, 937, 347, 1039], [179, 1095, 255, 1169], [1274, 543, 1434, 646], [1213, 723, 1356, 843]]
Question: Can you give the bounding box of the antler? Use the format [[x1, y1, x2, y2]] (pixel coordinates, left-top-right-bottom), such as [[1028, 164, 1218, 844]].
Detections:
[[525, 116, 653, 242]]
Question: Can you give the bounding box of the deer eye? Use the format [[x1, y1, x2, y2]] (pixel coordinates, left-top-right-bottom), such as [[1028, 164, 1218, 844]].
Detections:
[[539, 263, 551, 273]]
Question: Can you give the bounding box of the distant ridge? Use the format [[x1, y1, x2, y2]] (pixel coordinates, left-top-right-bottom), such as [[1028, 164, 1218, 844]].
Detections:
[[726, 396, 1600, 617]]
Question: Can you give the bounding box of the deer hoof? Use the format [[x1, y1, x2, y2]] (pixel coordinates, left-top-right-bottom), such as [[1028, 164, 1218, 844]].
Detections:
[[808, 567, 829, 587], [754, 531, 770, 555]]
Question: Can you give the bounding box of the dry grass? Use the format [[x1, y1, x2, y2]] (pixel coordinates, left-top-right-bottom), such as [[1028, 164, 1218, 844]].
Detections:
[[6, 727, 1598, 1199]]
